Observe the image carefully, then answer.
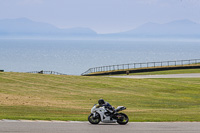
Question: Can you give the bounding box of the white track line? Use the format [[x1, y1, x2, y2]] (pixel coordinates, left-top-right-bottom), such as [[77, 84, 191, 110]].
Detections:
[[0, 119, 88, 123]]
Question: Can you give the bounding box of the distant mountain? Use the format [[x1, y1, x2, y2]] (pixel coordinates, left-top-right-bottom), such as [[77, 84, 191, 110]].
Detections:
[[0, 18, 200, 39], [0, 18, 97, 37], [113, 19, 200, 38]]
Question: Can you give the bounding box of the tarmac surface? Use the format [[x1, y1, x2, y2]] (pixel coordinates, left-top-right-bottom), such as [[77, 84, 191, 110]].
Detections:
[[0, 120, 200, 133], [108, 73, 200, 79]]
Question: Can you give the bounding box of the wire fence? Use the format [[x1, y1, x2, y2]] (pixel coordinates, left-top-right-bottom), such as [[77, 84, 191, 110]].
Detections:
[[81, 59, 200, 75], [27, 70, 67, 75]]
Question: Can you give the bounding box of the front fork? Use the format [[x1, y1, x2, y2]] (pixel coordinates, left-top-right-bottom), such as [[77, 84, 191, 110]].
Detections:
[[93, 112, 96, 118], [92, 112, 99, 119]]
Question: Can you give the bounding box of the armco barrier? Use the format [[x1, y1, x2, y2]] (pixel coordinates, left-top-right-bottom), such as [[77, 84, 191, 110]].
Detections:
[[81, 59, 200, 76]]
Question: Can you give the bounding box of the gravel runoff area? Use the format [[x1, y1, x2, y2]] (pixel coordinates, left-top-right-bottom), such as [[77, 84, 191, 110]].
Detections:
[[108, 73, 200, 79], [0, 120, 200, 133]]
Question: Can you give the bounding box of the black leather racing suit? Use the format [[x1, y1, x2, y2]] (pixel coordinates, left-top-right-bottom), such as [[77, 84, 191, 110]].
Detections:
[[101, 102, 114, 112]]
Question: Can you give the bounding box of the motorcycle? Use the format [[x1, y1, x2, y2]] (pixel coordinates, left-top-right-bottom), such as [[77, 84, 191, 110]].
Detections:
[[88, 104, 129, 125]]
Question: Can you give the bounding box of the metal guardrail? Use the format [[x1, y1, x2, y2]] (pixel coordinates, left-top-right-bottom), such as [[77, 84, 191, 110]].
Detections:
[[27, 71, 67, 75], [81, 59, 200, 75]]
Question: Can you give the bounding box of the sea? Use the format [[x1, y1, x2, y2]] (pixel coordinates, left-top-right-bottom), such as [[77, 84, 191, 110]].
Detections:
[[0, 39, 200, 75]]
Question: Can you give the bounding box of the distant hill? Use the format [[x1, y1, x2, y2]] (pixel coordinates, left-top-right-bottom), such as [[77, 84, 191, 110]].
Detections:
[[111, 19, 200, 38], [0, 18, 200, 38], [0, 18, 97, 37]]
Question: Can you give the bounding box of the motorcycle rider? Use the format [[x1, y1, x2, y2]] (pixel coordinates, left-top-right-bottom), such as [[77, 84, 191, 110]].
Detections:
[[97, 99, 115, 119]]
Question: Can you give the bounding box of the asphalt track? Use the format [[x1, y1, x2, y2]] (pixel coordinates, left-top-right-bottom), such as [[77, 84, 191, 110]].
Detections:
[[109, 73, 200, 79], [0, 120, 200, 133]]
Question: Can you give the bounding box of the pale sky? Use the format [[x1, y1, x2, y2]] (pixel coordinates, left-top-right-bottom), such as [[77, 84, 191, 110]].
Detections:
[[0, 0, 200, 33]]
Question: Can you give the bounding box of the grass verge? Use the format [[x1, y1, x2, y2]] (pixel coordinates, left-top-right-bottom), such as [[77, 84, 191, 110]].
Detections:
[[0, 72, 200, 121]]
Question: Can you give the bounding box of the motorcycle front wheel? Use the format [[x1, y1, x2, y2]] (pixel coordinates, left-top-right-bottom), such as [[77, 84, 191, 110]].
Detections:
[[117, 113, 129, 125], [88, 113, 101, 124]]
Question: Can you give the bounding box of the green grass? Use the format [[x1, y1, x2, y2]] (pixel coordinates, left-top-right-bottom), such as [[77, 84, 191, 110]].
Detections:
[[116, 68, 200, 76], [0, 72, 200, 122]]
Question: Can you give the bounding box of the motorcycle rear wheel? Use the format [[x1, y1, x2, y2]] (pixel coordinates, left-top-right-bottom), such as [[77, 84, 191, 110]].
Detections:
[[88, 113, 101, 124], [117, 113, 129, 125]]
